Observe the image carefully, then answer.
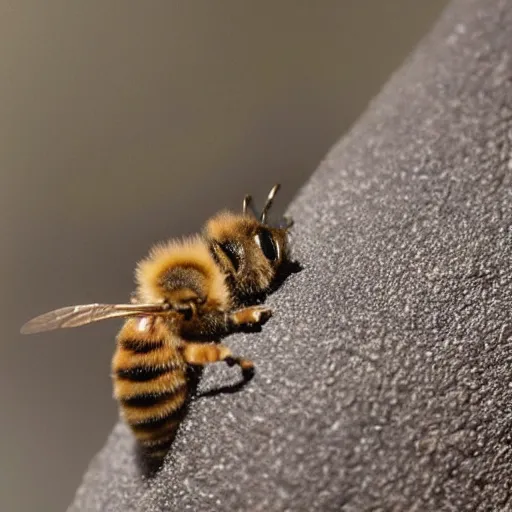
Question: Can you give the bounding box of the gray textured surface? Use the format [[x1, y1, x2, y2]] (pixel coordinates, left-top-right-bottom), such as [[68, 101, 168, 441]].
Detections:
[[3, 3, 449, 509], [70, 0, 512, 510]]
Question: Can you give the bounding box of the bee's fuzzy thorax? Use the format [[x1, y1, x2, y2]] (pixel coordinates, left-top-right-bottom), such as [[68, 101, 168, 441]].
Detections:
[[135, 235, 231, 309], [204, 211, 254, 240]]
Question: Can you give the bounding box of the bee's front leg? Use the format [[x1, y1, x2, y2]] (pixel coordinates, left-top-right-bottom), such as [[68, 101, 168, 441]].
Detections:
[[178, 304, 272, 339]]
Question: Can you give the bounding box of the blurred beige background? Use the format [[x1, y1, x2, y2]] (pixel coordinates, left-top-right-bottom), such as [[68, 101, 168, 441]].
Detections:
[[1, 2, 447, 511]]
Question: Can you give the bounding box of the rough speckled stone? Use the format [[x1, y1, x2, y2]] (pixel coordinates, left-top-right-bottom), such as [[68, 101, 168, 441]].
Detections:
[[69, 0, 512, 510]]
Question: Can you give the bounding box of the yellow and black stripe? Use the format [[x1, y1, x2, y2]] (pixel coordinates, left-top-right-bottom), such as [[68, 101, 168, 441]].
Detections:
[[112, 318, 188, 458]]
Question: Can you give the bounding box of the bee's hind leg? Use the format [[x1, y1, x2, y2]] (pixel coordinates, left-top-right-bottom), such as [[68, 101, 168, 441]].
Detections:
[[183, 342, 254, 372], [228, 306, 272, 330]]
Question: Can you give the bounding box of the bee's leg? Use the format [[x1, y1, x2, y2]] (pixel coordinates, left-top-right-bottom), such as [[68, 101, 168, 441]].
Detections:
[[228, 306, 272, 329], [179, 306, 272, 339], [182, 342, 254, 371]]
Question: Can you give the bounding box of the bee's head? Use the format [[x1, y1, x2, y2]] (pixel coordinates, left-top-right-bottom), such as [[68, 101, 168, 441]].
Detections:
[[205, 184, 293, 299]]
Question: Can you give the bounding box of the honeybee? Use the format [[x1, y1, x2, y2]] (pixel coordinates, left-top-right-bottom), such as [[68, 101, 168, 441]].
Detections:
[[21, 184, 294, 461]]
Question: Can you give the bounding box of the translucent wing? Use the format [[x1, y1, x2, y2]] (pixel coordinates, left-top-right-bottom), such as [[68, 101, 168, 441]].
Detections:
[[20, 303, 171, 334]]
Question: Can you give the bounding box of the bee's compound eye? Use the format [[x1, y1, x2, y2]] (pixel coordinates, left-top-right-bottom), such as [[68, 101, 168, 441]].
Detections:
[[255, 229, 278, 261]]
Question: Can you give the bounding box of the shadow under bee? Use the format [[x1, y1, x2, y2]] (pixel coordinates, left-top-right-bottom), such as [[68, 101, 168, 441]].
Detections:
[[135, 363, 255, 477]]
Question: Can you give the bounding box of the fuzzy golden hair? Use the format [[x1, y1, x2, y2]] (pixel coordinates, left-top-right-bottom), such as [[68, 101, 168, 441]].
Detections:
[[204, 211, 256, 240], [135, 234, 231, 310]]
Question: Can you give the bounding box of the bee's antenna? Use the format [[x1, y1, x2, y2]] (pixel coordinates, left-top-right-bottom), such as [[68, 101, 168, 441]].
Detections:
[[243, 194, 253, 215], [260, 184, 280, 224]]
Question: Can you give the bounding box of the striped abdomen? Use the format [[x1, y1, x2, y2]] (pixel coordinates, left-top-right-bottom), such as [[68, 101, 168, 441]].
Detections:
[[112, 317, 187, 458]]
